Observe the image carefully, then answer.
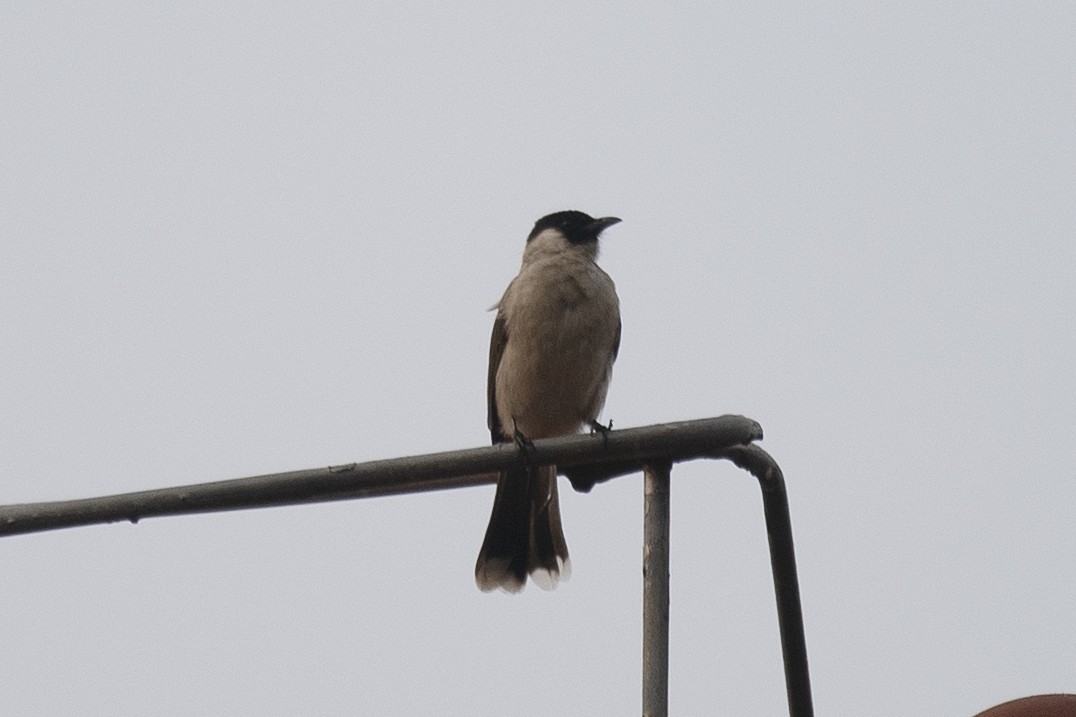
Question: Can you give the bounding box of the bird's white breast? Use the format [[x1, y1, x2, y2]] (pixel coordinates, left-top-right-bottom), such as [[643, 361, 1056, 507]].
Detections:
[[494, 242, 619, 439]]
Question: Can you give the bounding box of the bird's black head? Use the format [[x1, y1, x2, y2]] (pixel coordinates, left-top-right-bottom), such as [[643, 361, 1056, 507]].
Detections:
[[527, 210, 621, 245]]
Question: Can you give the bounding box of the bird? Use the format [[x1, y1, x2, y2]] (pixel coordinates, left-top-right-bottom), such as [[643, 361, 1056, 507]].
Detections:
[[475, 210, 622, 593]]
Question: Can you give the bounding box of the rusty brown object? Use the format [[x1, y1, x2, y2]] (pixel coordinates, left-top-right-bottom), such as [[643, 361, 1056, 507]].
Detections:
[[973, 694, 1076, 717]]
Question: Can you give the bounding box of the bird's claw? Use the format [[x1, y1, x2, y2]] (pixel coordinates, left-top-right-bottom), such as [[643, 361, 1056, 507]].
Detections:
[[589, 419, 613, 449], [589, 419, 613, 434], [513, 428, 536, 468]]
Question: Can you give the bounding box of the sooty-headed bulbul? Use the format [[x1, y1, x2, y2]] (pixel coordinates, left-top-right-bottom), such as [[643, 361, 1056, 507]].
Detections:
[[475, 210, 621, 592]]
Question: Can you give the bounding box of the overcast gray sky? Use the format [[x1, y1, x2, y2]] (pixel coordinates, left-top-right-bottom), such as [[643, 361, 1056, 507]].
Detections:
[[2, 3, 1074, 715]]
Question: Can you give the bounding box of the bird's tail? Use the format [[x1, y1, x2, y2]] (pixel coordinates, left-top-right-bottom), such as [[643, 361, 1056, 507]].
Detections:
[[475, 463, 571, 593]]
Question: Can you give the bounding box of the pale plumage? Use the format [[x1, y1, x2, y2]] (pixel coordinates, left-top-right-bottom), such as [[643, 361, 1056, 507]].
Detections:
[[475, 211, 621, 593]]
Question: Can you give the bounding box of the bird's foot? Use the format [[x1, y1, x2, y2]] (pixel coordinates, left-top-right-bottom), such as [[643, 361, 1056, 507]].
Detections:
[[589, 419, 613, 434], [589, 419, 613, 449], [513, 428, 536, 468]]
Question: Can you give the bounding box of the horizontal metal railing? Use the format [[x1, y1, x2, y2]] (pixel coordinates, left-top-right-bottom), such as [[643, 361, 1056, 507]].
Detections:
[[0, 415, 813, 717]]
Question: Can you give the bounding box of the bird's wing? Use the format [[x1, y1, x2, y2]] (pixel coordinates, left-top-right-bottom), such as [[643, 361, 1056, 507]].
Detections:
[[611, 317, 622, 362], [487, 312, 508, 445]]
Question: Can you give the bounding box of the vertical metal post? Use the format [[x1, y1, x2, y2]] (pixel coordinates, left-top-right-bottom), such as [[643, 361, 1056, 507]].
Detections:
[[758, 469, 814, 717], [643, 461, 671, 717], [720, 443, 815, 717]]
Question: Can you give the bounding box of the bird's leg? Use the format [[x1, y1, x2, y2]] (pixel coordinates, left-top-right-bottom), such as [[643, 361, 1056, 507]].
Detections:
[[589, 419, 613, 450], [513, 426, 537, 469], [589, 418, 613, 433]]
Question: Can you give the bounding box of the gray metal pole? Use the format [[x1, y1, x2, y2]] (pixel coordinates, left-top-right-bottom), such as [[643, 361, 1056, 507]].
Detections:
[[642, 460, 672, 717], [719, 444, 814, 717], [0, 416, 814, 715], [0, 415, 761, 537]]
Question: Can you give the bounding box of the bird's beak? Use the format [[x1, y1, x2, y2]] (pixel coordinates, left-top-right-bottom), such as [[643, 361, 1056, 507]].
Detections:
[[589, 216, 622, 235]]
